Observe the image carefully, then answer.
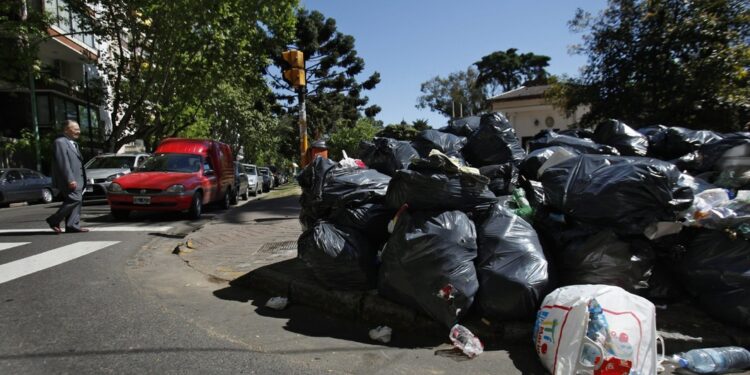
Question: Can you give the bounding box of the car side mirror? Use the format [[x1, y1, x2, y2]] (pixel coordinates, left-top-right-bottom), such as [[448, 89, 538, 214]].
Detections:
[[204, 170, 215, 177]]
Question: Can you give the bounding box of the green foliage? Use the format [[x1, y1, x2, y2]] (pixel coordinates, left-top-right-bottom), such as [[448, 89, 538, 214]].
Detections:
[[68, 0, 299, 151], [0, 0, 49, 84], [376, 123, 420, 141], [475, 48, 551, 96], [327, 117, 381, 159], [412, 118, 430, 131], [553, 0, 750, 130], [272, 9, 381, 136], [416, 67, 485, 120]]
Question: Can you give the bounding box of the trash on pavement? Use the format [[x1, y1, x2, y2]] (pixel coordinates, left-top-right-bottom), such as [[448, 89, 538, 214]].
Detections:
[[378, 210, 479, 327], [672, 346, 750, 374], [439, 115, 481, 137], [358, 137, 419, 176], [462, 112, 526, 167], [411, 129, 467, 158], [449, 324, 483, 358], [265, 296, 289, 310], [528, 129, 619, 156], [474, 204, 549, 320], [297, 221, 378, 291], [534, 285, 658, 375], [478, 163, 519, 196], [368, 325, 392, 343], [592, 119, 649, 157]]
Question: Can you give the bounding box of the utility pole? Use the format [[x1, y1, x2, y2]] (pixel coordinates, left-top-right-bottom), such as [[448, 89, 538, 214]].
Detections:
[[297, 86, 308, 167], [28, 71, 41, 171], [281, 49, 307, 167]]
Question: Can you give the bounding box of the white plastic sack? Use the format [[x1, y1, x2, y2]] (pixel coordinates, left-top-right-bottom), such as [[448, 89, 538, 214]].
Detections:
[[533, 285, 657, 375]]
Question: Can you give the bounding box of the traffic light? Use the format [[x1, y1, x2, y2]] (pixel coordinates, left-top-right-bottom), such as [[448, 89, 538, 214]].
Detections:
[[281, 49, 305, 88]]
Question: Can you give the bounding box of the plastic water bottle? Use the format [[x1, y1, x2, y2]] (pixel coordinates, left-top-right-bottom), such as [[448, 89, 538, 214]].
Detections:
[[676, 346, 750, 374]]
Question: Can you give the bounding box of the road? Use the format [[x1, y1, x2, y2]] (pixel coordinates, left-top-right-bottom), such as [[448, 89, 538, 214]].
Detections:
[[0, 196, 553, 374]]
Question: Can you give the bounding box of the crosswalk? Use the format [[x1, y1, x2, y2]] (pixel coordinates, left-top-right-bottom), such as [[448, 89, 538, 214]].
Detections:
[[0, 225, 172, 285]]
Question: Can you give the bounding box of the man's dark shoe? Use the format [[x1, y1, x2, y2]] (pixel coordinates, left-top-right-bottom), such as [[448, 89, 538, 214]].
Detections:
[[65, 227, 90, 233], [46, 219, 62, 234]]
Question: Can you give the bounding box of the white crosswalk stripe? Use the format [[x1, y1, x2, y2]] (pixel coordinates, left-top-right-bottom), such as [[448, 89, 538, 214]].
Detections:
[[0, 225, 172, 234], [0, 242, 30, 252], [0, 241, 119, 285]]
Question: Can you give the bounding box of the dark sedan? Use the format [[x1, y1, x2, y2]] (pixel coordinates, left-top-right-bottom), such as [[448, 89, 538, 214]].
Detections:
[[0, 168, 58, 207]]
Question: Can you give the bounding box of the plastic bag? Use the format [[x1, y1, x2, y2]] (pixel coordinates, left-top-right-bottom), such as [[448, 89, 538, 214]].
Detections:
[[449, 324, 483, 358], [411, 129, 467, 158], [478, 163, 519, 196], [462, 112, 526, 167], [297, 221, 378, 290], [358, 137, 419, 176], [540, 154, 694, 234], [439, 116, 481, 137], [378, 210, 479, 327], [534, 285, 658, 375], [265, 296, 289, 310], [520, 146, 573, 180], [592, 119, 649, 157], [330, 203, 394, 245], [529, 130, 620, 156], [298, 157, 339, 229], [368, 326, 392, 343], [679, 229, 750, 328], [663, 126, 724, 160], [474, 204, 549, 321], [638, 124, 669, 158]]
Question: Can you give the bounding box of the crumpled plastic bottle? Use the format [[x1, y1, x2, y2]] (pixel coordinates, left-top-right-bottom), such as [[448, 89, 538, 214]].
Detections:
[[449, 324, 483, 358]]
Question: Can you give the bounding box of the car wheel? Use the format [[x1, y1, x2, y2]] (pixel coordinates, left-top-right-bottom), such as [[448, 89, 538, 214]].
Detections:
[[188, 192, 202, 219], [111, 209, 130, 220], [250, 186, 257, 197], [221, 189, 232, 209], [40, 188, 54, 203], [241, 186, 249, 200]]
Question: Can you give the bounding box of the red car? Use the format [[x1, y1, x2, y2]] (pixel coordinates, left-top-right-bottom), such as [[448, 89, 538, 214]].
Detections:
[[107, 138, 236, 219]]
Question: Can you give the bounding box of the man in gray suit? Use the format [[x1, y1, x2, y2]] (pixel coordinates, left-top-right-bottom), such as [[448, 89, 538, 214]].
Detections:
[[46, 120, 89, 233]]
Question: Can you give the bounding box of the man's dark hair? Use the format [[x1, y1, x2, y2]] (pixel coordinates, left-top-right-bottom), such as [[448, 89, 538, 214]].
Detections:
[[62, 119, 78, 130]]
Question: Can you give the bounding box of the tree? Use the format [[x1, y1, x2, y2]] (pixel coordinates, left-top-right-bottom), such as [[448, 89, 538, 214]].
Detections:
[[327, 117, 381, 159], [376, 123, 420, 141], [416, 67, 485, 120], [550, 0, 750, 130], [412, 118, 430, 131], [271, 9, 381, 137], [0, 0, 49, 84], [68, 0, 298, 151], [474, 48, 551, 97]]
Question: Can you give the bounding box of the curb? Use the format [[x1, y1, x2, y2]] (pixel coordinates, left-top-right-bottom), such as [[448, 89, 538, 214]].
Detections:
[[235, 260, 750, 352]]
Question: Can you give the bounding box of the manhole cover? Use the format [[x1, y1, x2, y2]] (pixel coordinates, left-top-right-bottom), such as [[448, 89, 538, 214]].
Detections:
[[257, 240, 297, 254]]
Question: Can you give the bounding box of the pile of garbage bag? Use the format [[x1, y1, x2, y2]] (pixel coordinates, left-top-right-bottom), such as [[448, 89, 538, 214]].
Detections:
[[296, 113, 750, 331]]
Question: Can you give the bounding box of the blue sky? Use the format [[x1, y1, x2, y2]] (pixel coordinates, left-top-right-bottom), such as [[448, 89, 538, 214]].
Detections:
[[300, 0, 606, 128]]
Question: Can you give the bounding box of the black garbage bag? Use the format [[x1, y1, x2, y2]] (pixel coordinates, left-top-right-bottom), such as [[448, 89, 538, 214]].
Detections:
[[298, 158, 391, 229], [559, 128, 595, 139], [479, 163, 519, 196], [556, 229, 655, 292], [638, 125, 669, 158], [378, 210, 479, 327], [385, 169, 496, 212], [474, 204, 549, 321], [462, 112, 526, 167], [330, 203, 394, 245], [676, 134, 750, 174], [411, 129, 467, 158], [297, 221, 378, 290], [440, 116, 481, 137], [663, 127, 724, 160], [529, 129, 620, 156], [298, 157, 339, 229], [519, 146, 574, 180], [540, 154, 694, 234], [679, 229, 750, 328], [592, 119, 649, 157], [358, 137, 419, 176]]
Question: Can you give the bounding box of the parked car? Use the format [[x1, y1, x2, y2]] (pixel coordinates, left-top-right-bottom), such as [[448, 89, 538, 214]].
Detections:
[[0, 168, 58, 207], [107, 139, 236, 219], [234, 161, 249, 200], [242, 163, 262, 197], [84, 153, 150, 199], [258, 167, 272, 192], [267, 165, 279, 186]]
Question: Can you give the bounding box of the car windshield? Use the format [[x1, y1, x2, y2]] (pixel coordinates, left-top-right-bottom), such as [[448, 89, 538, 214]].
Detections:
[[137, 154, 202, 173], [259, 170, 269, 176], [87, 156, 136, 169]]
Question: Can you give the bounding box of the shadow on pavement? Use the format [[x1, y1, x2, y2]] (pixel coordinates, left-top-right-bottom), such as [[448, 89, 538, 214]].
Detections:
[[221, 193, 300, 225], [212, 284, 444, 350]]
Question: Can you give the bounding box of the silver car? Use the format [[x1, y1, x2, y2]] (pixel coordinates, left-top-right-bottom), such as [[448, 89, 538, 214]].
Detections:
[[84, 153, 150, 199], [242, 163, 262, 197]]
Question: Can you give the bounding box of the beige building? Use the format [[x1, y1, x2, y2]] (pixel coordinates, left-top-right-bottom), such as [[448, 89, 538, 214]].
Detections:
[[488, 85, 588, 145]]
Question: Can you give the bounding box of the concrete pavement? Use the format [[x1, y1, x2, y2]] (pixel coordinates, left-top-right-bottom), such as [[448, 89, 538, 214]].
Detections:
[[176, 183, 750, 359]]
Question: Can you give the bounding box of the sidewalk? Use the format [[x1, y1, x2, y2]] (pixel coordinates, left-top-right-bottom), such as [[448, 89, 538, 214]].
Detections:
[[176, 184, 749, 352]]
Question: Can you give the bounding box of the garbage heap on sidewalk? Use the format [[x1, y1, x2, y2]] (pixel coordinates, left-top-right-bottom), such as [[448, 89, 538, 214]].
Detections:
[[296, 112, 750, 333]]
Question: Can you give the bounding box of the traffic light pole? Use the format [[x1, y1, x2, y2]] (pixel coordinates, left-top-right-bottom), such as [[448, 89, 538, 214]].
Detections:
[[298, 86, 308, 168]]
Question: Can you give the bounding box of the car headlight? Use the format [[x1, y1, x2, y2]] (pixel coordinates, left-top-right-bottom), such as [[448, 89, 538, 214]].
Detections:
[[109, 183, 123, 192], [106, 173, 124, 182], [165, 184, 185, 193]]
